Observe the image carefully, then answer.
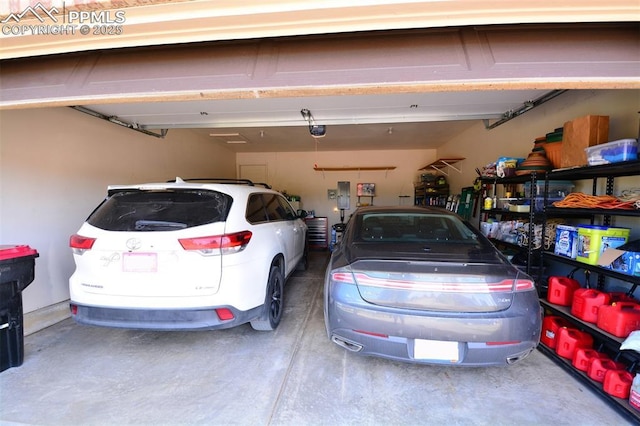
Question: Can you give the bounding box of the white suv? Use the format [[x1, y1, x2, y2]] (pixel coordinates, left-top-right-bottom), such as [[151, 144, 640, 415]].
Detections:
[[69, 178, 308, 331]]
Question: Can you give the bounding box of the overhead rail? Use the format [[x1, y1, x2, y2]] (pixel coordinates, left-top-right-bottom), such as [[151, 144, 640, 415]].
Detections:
[[69, 106, 169, 139], [483, 90, 569, 130]]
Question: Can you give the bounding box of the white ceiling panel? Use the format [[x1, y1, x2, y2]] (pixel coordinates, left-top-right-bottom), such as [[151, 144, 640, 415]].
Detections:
[[77, 89, 551, 152]]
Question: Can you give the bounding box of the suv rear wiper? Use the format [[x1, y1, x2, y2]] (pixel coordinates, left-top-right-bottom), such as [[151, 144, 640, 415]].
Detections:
[[134, 220, 187, 231]]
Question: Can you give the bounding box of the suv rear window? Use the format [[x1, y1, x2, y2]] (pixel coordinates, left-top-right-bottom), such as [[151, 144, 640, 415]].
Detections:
[[87, 189, 232, 231]]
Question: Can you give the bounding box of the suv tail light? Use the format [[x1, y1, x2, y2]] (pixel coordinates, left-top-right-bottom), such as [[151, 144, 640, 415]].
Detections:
[[179, 231, 252, 255], [70, 234, 96, 255]]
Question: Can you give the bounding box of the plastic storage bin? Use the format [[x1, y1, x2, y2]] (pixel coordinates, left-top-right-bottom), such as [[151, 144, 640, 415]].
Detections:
[[524, 180, 575, 198], [576, 225, 630, 265], [0, 245, 39, 372], [524, 181, 575, 212], [585, 138, 638, 166]]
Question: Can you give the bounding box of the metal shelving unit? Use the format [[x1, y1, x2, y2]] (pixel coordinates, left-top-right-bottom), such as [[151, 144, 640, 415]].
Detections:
[[539, 160, 640, 421], [479, 172, 544, 278]]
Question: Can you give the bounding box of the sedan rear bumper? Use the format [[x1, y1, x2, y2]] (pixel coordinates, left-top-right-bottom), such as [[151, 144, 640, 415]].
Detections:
[[325, 283, 542, 366], [329, 328, 538, 366], [70, 303, 262, 330]]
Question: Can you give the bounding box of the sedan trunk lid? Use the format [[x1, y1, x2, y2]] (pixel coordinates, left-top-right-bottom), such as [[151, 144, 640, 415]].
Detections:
[[347, 258, 525, 313]]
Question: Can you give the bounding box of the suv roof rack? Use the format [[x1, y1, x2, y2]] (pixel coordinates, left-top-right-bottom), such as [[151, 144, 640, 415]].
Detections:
[[167, 177, 272, 189]]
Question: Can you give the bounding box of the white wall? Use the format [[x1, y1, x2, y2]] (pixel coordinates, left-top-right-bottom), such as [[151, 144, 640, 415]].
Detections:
[[236, 149, 438, 229], [0, 107, 235, 331]]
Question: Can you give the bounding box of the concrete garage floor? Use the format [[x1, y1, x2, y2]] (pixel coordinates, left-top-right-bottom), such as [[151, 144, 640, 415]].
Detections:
[[0, 252, 633, 426]]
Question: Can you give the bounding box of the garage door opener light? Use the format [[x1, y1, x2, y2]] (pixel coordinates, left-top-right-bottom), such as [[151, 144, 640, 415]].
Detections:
[[300, 109, 326, 138]]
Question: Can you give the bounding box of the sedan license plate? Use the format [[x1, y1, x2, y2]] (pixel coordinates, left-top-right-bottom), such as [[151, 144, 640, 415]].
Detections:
[[414, 339, 459, 362], [123, 252, 157, 272]]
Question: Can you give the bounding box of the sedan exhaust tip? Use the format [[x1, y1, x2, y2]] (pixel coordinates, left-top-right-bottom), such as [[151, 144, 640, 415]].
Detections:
[[331, 335, 363, 352], [506, 348, 534, 365]]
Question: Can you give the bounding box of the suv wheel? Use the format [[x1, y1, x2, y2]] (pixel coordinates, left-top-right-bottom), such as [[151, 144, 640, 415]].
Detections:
[[250, 265, 284, 331]]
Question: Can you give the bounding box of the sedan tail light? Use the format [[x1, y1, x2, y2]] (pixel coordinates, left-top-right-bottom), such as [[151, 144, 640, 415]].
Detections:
[[179, 231, 252, 255], [514, 279, 535, 291], [70, 234, 96, 255], [336, 271, 534, 293]]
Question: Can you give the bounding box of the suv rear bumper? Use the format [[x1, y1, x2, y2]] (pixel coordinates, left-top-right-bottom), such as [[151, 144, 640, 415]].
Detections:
[[70, 303, 262, 330]]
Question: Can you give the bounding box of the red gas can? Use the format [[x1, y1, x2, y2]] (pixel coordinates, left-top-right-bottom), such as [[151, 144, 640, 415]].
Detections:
[[555, 328, 594, 360], [540, 316, 571, 349], [547, 276, 581, 306], [571, 348, 608, 372], [587, 358, 626, 383], [571, 289, 611, 323], [603, 370, 633, 399], [597, 302, 640, 338], [609, 292, 636, 304]]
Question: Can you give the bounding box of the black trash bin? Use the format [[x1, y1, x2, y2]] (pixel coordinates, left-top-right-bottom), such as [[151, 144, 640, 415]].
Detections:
[[0, 245, 39, 372]]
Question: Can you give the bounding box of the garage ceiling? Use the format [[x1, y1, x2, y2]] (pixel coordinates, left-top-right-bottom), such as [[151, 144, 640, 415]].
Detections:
[[75, 89, 557, 152]]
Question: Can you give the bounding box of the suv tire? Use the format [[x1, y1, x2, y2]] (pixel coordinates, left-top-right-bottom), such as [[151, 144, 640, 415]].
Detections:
[[250, 265, 284, 331]]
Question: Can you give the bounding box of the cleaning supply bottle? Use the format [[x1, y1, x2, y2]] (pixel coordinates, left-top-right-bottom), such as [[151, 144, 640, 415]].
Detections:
[[484, 196, 493, 210], [630, 373, 640, 411]]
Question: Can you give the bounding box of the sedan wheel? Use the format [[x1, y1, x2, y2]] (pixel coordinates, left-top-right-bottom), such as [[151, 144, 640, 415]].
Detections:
[[250, 265, 284, 331]]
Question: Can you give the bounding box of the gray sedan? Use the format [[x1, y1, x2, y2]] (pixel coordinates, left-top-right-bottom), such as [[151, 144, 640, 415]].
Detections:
[[324, 206, 542, 366]]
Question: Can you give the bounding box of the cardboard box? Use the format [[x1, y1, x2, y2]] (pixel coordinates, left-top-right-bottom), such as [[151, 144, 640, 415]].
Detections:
[[598, 248, 640, 277], [561, 115, 609, 168]]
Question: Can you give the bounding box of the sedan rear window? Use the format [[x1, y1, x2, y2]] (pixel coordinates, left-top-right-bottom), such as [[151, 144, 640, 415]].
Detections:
[[356, 213, 478, 243], [87, 189, 232, 231]]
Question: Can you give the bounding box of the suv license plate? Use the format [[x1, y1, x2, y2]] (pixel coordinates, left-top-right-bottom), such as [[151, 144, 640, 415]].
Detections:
[[414, 339, 459, 362], [123, 252, 157, 272]]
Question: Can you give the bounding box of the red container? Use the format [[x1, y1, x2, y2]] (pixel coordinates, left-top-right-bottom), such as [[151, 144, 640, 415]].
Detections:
[[571, 289, 611, 323], [609, 292, 636, 304], [597, 302, 640, 338], [555, 327, 594, 360], [547, 276, 581, 306], [571, 348, 608, 372], [540, 316, 571, 349], [603, 370, 634, 399], [587, 358, 626, 383]]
